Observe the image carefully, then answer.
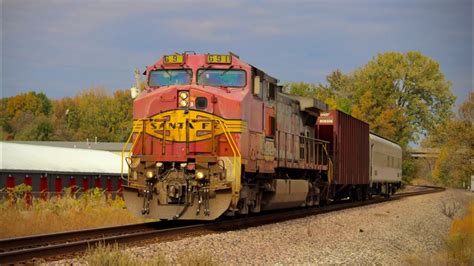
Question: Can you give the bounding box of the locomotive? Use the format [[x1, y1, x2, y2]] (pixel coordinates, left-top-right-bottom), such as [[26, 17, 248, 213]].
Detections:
[[122, 52, 402, 220]]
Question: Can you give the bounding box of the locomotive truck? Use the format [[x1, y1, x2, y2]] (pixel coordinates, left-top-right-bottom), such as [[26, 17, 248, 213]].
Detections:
[[122, 52, 402, 220]]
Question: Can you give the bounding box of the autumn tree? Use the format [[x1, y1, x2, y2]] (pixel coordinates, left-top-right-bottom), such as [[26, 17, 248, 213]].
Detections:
[[50, 96, 81, 140], [425, 92, 474, 188], [286, 52, 455, 148], [350, 52, 455, 147], [2, 88, 133, 142], [68, 87, 132, 142], [2, 91, 53, 140]]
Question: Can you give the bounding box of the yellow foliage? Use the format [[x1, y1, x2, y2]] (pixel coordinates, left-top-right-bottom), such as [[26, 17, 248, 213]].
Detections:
[[432, 146, 449, 184], [444, 201, 474, 265], [405, 201, 474, 265], [451, 201, 474, 235]]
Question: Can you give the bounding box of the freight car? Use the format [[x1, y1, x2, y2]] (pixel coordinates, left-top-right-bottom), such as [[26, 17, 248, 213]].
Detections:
[[122, 52, 402, 220]]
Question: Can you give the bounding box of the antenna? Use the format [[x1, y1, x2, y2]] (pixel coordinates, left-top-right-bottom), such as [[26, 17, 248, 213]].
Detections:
[[134, 68, 141, 89]]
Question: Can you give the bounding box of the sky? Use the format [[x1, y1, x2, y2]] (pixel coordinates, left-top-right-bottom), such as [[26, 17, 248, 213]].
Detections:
[[2, 0, 472, 108]]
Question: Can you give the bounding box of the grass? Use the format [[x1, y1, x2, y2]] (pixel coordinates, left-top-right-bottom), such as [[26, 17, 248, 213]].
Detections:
[[0, 185, 147, 239], [406, 200, 474, 265], [83, 242, 215, 266]]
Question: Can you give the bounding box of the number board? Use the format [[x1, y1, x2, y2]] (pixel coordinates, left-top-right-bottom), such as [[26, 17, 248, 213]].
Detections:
[[207, 54, 232, 64], [163, 54, 184, 64]]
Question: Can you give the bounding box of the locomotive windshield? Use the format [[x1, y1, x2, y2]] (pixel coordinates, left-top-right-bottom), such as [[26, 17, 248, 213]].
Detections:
[[197, 69, 246, 87], [149, 69, 192, 86]]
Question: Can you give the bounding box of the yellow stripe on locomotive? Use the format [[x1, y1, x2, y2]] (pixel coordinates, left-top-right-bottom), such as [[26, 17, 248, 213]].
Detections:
[[132, 109, 246, 142]]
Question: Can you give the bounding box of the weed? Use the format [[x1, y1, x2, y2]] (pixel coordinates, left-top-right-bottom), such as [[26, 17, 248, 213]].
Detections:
[[0, 185, 146, 238], [84, 242, 137, 266], [83, 243, 215, 266], [440, 200, 461, 219], [406, 201, 474, 265]]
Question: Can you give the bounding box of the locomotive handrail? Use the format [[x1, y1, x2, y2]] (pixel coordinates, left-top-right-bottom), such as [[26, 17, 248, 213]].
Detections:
[[121, 120, 145, 180], [121, 119, 149, 180], [275, 129, 330, 144], [322, 144, 334, 184], [216, 119, 241, 207], [275, 129, 331, 171]]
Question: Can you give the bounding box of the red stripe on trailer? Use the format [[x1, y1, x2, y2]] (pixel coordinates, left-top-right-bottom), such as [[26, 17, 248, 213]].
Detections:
[[106, 177, 112, 192], [55, 176, 62, 194], [7, 175, 15, 189], [117, 178, 123, 197], [40, 175, 48, 192], [95, 177, 101, 188], [82, 177, 89, 192], [40, 175, 48, 200], [69, 176, 77, 193], [24, 175, 32, 187], [24, 175, 32, 206]]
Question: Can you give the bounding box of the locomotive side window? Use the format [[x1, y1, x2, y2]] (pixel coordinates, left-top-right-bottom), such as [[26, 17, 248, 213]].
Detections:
[[268, 83, 276, 101], [149, 69, 192, 87], [265, 116, 276, 138], [197, 69, 246, 87]]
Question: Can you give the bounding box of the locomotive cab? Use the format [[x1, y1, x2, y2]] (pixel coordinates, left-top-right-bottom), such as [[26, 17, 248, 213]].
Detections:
[[123, 53, 252, 220]]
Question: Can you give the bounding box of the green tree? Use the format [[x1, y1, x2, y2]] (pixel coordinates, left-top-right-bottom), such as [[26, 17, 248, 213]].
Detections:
[[50, 97, 80, 140], [109, 89, 133, 141], [425, 92, 473, 188], [350, 52, 455, 146], [63, 87, 132, 142], [14, 115, 53, 141], [287, 52, 455, 148], [2, 91, 53, 140]]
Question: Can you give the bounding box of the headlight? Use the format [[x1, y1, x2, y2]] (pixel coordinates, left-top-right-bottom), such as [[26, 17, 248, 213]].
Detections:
[[179, 91, 189, 100], [156, 162, 163, 168], [145, 170, 155, 179], [195, 171, 205, 180], [180, 162, 187, 168], [178, 91, 189, 107]]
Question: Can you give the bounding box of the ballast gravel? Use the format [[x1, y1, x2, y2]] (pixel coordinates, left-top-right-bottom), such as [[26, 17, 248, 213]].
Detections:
[[127, 188, 472, 264], [58, 188, 472, 265]]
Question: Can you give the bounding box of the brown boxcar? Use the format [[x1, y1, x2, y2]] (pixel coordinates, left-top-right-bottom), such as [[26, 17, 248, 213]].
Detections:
[[316, 110, 369, 185]]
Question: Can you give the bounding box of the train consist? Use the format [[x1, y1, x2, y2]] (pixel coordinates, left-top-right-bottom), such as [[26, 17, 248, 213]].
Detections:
[[122, 52, 402, 220]]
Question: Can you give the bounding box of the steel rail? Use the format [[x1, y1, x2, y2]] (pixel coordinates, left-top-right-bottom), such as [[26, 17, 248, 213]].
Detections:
[[0, 185, 445, 264]]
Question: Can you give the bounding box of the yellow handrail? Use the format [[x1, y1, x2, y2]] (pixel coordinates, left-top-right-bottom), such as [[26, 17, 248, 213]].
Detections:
[[121, 119, 144, 181], [322, 144, 334, 185], [216, 119, 241, 207]]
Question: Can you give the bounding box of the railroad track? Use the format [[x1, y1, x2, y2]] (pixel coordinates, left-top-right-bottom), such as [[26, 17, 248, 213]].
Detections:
[[0, 185, 445, 264]]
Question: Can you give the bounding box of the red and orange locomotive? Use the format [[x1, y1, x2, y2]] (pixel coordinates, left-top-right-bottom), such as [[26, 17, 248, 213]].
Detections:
[[122, 52, 401, 220]]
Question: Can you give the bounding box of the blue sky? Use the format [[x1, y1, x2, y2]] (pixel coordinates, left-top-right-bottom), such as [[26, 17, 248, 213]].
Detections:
[[2, 0, 472, 108]]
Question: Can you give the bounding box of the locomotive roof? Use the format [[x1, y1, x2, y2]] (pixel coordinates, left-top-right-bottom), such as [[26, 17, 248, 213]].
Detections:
[[283, 94, 328, 113], [0, 142, 126, 175]]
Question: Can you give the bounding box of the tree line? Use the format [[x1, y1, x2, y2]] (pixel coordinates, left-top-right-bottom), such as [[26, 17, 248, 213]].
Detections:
[[1, 88, 133, 142], [1, 51, 472, 188]]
